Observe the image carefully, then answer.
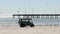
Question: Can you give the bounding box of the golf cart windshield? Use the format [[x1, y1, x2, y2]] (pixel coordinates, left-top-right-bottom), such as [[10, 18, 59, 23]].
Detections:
[[19, 18, 32, 22]]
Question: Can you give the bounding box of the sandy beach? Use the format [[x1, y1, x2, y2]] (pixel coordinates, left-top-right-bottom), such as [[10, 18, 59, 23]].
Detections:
[[0, 26, 60, 34]]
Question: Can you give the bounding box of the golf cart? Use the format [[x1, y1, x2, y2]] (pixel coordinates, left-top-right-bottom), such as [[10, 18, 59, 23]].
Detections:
[[18, 18, 34, 27]]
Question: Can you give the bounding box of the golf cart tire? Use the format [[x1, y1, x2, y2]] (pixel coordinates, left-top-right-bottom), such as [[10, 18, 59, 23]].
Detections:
[[30, 23, 34, 27], [20, 23, 25, 27]]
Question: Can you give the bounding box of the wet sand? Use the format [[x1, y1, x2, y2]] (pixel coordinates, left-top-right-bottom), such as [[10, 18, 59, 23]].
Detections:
[[0, 26, 60, 34]]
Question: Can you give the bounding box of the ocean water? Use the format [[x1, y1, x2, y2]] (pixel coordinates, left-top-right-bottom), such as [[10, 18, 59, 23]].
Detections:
[[0, 18, 18, 26], [0, 17, 60, 26]]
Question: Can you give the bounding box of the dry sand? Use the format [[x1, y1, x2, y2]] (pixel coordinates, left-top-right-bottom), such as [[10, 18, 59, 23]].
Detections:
[[0, 26, 60, 34]]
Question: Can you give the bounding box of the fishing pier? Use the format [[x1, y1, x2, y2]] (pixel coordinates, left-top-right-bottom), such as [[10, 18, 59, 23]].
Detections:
[[13, 14, 60, 18]]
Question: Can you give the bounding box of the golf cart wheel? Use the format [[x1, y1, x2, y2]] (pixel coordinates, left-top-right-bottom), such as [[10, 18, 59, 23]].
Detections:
[[20, 23, 25, 27], [30, 23, 34, 27]]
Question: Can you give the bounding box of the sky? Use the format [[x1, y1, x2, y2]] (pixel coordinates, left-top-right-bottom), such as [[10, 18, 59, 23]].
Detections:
[[0, 0, 60, 18]]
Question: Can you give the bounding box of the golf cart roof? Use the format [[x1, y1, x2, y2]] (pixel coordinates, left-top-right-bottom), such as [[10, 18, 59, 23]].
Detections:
[[19, 18, 32, 20]]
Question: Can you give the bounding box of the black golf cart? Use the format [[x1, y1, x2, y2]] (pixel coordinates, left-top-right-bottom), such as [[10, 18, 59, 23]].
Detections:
[[18, 18, 34, 27]]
